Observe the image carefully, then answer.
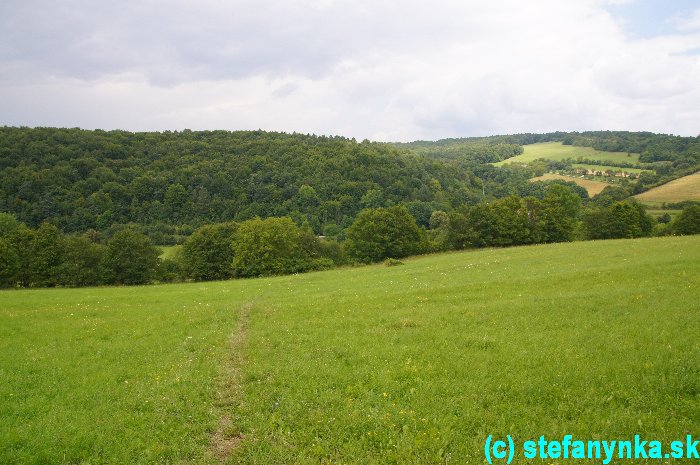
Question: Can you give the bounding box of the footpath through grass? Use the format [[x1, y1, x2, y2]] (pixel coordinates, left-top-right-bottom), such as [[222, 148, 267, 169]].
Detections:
[[1, 236, 699, 464], [0, 283, 257, 464]]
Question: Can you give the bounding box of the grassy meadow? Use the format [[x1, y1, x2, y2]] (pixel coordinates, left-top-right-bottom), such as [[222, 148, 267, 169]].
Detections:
[[160, 245, 182, 260], [635, 171, 700, 203], [529, 173, 610, 197], [572, 163, 648, 174], [495, 142, 640, 166], [1, 236, 699, 464]]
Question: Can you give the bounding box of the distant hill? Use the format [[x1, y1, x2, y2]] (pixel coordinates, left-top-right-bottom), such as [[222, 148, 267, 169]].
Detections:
[[494, 141, 641, 166], [2, 128, 698, 242], [398, 132, 700, 195], [0, 127, 483, 240], [635, 171, 700, 203]]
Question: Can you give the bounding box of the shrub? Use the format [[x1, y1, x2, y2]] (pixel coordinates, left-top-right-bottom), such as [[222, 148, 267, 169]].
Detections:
[[583, 201, 654, 240], [345, 206, 426, 263], [671, 205, 700, 235], [231, 217, 317, 278], [181, 222, 238, 281], [102, 229, 160, 285], [54, 235, 106, 287]]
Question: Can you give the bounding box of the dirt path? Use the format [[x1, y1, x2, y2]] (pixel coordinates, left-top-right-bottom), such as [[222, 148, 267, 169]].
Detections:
[[210, 302, 253, 460]]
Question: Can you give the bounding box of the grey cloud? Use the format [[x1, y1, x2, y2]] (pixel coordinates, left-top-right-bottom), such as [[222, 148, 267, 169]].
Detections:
[[2, 0, 700, 139], [0, 0, 483, 86]]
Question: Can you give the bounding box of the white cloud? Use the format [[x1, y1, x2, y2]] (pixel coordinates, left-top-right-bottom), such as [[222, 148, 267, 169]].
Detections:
[[674, 7, 700, 31], [1, 0, 699, 140]]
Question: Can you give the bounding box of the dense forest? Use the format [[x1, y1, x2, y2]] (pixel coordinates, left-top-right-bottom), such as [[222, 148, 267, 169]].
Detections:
[[1, 126, 699, 289], [1, 127, 698, 246], [0, 127, 486, 242]]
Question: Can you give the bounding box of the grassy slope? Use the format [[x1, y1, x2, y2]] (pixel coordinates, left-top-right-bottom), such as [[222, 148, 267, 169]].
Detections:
[[635, 171, 700, 203], [159, 245, 182, 260], [495, 142, 641, 166], [530, 173, 610, 197], [0, 284, 255, 464], [1, 236, 699, 464], [572, 163, 648, 174]]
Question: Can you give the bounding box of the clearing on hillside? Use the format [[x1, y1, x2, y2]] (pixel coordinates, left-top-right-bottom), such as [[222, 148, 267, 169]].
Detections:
[[159, 244, 182, 259], [495, 141, 640, 166], [1, 236, 699, 464], [635, 171, 700, 203], [529, 172, 610, 196]]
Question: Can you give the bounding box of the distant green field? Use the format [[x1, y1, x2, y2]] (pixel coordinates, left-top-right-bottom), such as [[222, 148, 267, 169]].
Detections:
[[647, 209, 682, 220], [530, 173, 610, 196], [495, 141, 640, 166], [159, 244, 181, 259], [572, 163, 648, 174], [1, 236, 699, 463], [636, 171, 700, 203]]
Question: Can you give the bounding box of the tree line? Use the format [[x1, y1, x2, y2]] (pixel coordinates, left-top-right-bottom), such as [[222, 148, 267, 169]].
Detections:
[[3, 186, 697, 289]]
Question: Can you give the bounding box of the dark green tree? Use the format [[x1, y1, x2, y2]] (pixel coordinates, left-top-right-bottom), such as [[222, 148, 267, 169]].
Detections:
[[671, 205, 700, 235], [0, 212, 20, 237], [0, 238, 19, 287], [29, 222, 63, 287], [539, 184, 581, 243], [445, 211, 472, 250], [466, 196, 533, 247], [55, 235, 106, 287], [345, 206, 425, 263], [231, 217, 316, 277], [584, 201, 654, 240], [9, 224, 35, 287], [102, 229, 160, 285], [181, 222, 238, 281]]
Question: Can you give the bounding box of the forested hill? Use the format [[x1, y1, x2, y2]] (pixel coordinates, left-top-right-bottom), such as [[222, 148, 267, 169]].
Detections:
[[0, 127, 483, 241], [392, 133, 564, 162], [395, 131, 700, 169]]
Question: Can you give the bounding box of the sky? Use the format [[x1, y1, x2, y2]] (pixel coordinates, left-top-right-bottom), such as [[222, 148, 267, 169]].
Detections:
[[1, 0, 699, 142]]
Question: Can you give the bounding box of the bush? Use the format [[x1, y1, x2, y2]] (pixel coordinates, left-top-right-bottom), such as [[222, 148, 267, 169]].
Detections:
[[671, 205, 700, 235], [345, 206, 426, 263], [583, 201, 654, 240], [181, 222, 238, 281], [0, 238, 19, 287], [54, 235, 106, 287], [231, 217, 318, 278], [157, 257, 184, 283], [102, 229, 160, 285]]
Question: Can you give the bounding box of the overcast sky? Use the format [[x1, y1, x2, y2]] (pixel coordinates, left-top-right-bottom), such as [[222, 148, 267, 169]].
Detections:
[[1, 0, 699, 141]]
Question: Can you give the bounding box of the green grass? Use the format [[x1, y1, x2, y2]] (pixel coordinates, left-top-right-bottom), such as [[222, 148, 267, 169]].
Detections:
[[2, 236, 700, 464], [0, 284, 255, 464], [572, 163, 649, 174], [495, 142, 641, 166], [635, 171, 700, 203], [530, 173, 610, 196], [159, 245, 182, 260], [647, 209, 682, 220]]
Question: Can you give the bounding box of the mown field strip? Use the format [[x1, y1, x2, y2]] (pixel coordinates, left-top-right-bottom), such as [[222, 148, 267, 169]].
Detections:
[[635, 171, 700, 202], [530, 173, 610, 196]]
